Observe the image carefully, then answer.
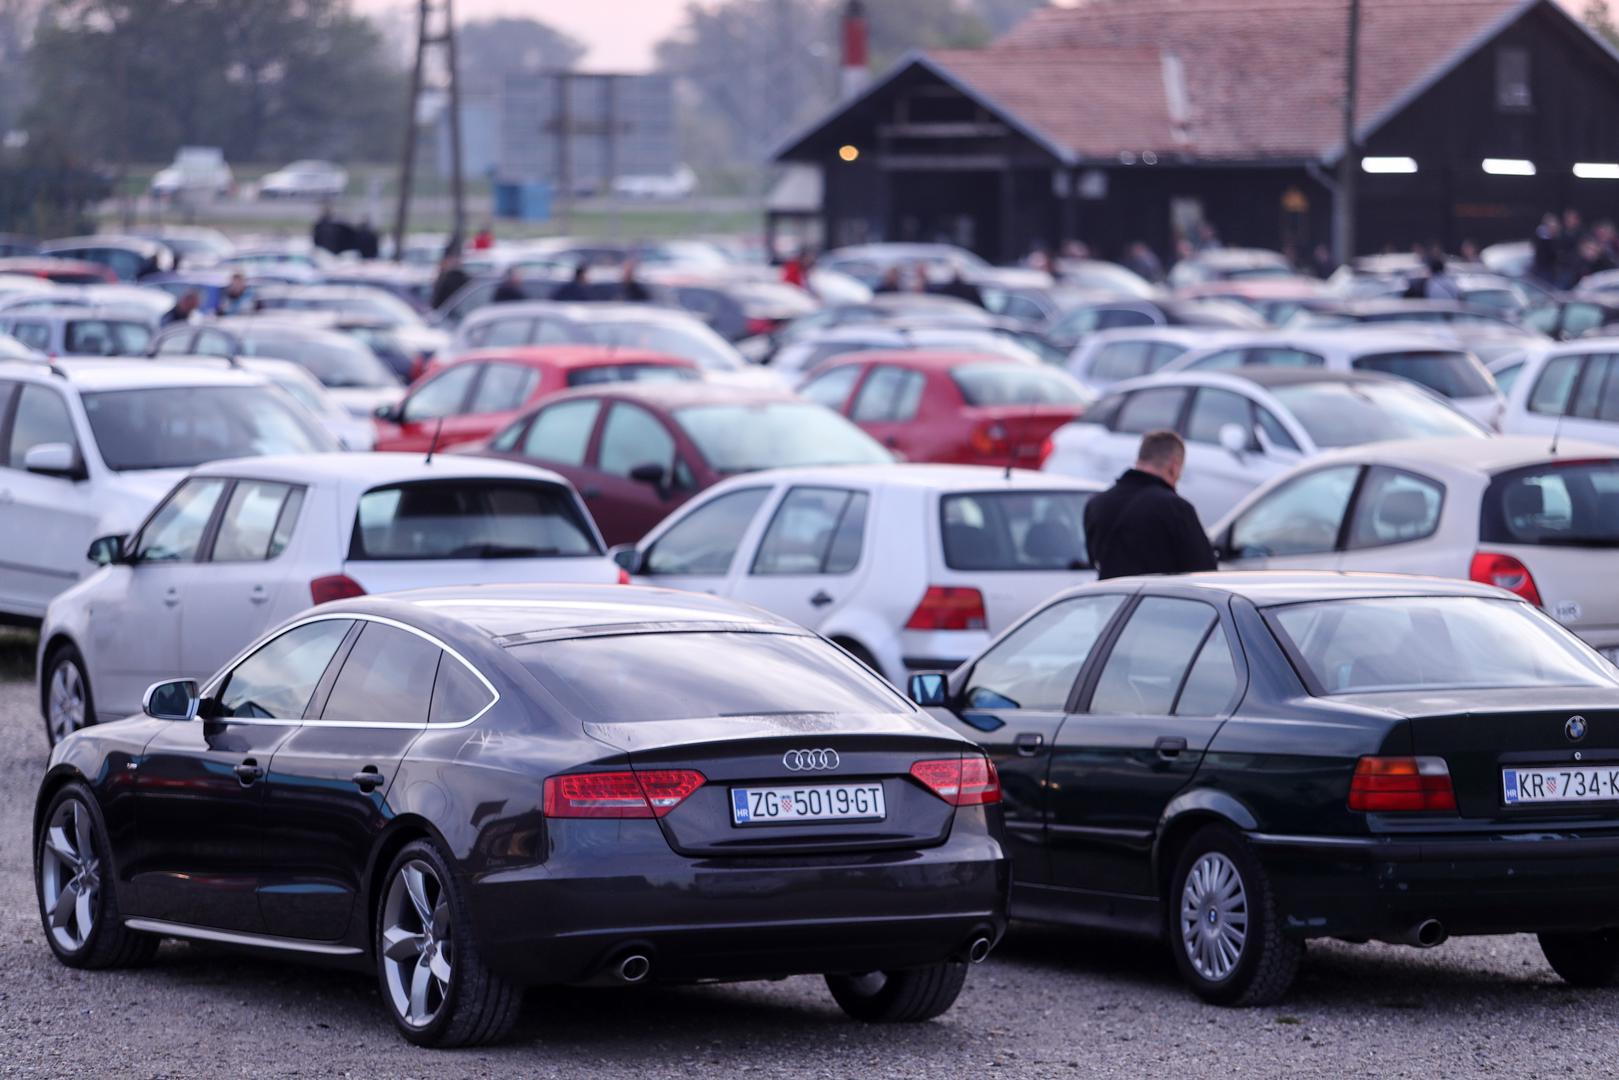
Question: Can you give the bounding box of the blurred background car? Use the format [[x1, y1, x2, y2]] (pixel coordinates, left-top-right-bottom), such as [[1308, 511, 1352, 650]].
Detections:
[[0, 305, 155, 357], [1496, 339, 1619, 448], [148, 145, 233, 199], [257, 159, 349, 199], [1045, 296, 1266, 351], [37, 236, 175, 282]]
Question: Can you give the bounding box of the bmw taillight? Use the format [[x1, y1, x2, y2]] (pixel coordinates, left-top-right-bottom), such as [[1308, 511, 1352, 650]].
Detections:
[[905, 586, 987, 631], [310, 574, 366, 605], [911, 756, 1002, 806], [543, 769, 706, 818], [1469, 551, 1542, 606], [1348, 756, 1456, 812]]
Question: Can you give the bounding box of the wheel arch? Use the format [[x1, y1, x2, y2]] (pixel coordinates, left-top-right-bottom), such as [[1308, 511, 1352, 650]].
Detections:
[[37, 631, 81, 717], [363, 813, 455, 952], [1152, 788, 1260, 897], [33, 764, 90, 849]]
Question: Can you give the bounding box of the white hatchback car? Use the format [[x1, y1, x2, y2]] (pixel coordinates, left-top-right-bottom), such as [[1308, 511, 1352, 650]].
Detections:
[[0, 359, 336, 624], [37, 453, 619, 742], [1042, 368, 1488, 523], [1064, 327, 1250, 396], [1495, 339, 1619, 449], [1208, 436, 1619, 662], [614, 463, 1101, 682]]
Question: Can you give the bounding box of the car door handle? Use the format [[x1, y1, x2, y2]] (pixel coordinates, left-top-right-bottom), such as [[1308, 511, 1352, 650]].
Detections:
[[249, 585, 269, 605], [809, 590, 834, 608], [163, 588, 180, 607], [1154, 736, 1188, 759], [351, 767, 385, 792], [1014, 732, 1045, 756], [234, 759, 264, 785]]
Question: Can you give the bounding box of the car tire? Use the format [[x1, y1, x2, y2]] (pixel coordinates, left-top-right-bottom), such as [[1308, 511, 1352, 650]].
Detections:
[[376, 839, 521, 1048], [42, 644, 94, 747], [1168, 824, 1302, 1006], [1538, 931, 1619, 987], [825, 962, 968, 1022], [36, 782, 158, 970]]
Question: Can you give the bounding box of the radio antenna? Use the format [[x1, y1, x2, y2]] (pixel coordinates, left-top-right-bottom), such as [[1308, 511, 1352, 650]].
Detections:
[[425, 417, 444, 464], [1550, 408, 1566, 456]]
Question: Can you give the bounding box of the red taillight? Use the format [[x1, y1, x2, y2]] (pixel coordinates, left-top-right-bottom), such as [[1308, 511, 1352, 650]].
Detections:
[[1036, 434, 1056, 467], [905, 586, 987, 631], [616, 567, 632, 585], [1469, 551, 1542, 606], [310, 574, 366, 605], [543, 769, 705, 818], [968, 421, 1008, 459], [745, 316, 776, 337], [1348, 756, 1456, 812], [910, 756, 1002, 806]]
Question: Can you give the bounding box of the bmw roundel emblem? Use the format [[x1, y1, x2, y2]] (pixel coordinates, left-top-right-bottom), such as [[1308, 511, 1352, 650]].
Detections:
[[1566, 715, 1588, 742]]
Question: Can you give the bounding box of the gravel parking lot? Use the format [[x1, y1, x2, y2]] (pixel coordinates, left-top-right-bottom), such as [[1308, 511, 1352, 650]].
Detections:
[[0, 672, 1615, 1079]]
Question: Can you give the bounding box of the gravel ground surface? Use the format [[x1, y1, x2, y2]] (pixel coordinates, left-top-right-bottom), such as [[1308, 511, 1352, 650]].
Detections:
[[0, 675, 1614, 1079]]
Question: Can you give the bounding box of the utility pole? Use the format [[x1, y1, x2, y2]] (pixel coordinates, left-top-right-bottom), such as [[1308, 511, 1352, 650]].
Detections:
[[1334, 0, 1361, 265], [393, 0, 466, 262]]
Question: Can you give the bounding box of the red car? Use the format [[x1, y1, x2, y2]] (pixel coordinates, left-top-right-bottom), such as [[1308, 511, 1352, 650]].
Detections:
[[798, 350, 1091, 468], [373, 345, 700, 453], [0, 257, 118, 284], [474, 382, 892, 545]]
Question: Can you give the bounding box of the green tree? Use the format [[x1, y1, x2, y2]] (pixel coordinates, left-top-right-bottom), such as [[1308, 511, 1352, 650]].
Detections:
[[457, 17, 586, 84]]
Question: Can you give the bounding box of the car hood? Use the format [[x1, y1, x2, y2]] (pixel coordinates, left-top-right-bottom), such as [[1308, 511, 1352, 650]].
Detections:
[[101, 468, 189, 530]]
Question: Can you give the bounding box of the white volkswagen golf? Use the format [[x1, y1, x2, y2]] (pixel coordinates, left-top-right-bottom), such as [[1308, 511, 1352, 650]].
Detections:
[[37, 453, 620, 743]]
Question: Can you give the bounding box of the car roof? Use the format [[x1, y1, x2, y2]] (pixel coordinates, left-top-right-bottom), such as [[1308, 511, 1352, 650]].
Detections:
[[539, 380, 801, 409], [331, 583, 796, 642], [704, 462, 1105, 493], [5, 304, 155, 321], [452, 345, 696, 370], [186, 451, 573, 487], [0, 358, 267, 390], [462, 300, 699, 326], [819, 348, 1030, 370], [1086, 570, 1515, 607], [1194, 327, 1466, 355], [1304, 435, 1618, 475]]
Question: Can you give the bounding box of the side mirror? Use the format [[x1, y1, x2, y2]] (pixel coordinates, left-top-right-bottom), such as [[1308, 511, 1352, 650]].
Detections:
[[609, 543, 643, 575], [24, 442, 84, 480], [86, 534, 127, 567], [907, 672, 950, 708], [143, 679, 199, 722], [628, 462, 668, 497], [374, 402, 400, 423], [1217, 423, 1249, 457]]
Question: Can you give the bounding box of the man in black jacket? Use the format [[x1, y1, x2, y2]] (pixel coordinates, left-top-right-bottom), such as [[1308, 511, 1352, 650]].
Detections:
[[1083, 429, 1217, 579]]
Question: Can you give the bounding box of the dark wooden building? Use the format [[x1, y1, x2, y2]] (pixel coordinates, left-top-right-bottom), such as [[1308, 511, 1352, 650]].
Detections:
[[772, 0, 1619, 263]]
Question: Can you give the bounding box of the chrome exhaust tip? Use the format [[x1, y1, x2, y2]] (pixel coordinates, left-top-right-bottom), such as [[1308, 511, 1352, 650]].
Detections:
[[1414, 919, 1446, 949], [967, 936, 993, 964], [617, 953, 651, 983]]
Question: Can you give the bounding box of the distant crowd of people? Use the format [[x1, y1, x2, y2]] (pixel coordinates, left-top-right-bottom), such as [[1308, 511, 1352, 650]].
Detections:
[[1531, 209, 1619, 289]]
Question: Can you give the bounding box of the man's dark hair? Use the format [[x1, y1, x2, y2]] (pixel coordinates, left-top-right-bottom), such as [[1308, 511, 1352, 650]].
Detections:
[[1137, 429, 1185, 467]]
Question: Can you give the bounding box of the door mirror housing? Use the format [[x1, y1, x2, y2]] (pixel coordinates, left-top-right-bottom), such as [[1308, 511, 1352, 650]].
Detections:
[[374, 402, 400, 423], [86, 534, 127, 567], [907, 672, 950, 708], [24, 442, 84, 480], [609, 543, 644, 574], [628, 462, 668, 498], [143, 679, 200, 722], [1217, 423, 1249, 457]]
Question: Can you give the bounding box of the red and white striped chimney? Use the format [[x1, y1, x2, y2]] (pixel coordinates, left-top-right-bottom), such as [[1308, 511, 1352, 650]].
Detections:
[[840, 0, 870, 99]]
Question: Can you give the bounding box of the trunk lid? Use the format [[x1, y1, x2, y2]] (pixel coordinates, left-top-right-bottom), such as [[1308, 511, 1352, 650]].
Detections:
[[963, 404, 1083, 467], [345, 555, 619, 594]]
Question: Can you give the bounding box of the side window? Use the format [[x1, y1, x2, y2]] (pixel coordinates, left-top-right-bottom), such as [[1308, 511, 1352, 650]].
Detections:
[[1345, 467, 1444, 550], [1186, 348, 1247, 371], [964, 594, 1126, 712], [1529, 355, 1581, 416], [154, 329, 196, 355], [645, 487, 771, 575], [320, 623, 441, 725], [1096, 307, 1154, 330], [850, 366, 925, 422], [401, 363, 479, 423], [1115, 387, 1186, 434], [1229, 465, 1358, 558], [597, 402, 675, 477], [193, 329, 234, 356], [801, 365, 862, 411], [1089, 597, 1219, 715], [1492, 361, 1524, 396], [1254, 404, 1301, 452], [6, 383, 78, 467], [132, 477, 227, 563], [215, 619, 352, 719], [482, 318, 535, 348], [521, 398, 600, 465], [211, 481, 303, 562], [1249, 347, 1324, 368], [11, 322, 49, 351], [1185, 387, 1253, 446], [1174, 622, 1240, 715], [1089, 341, 1152, 382], [752, 488, 867, 576], [468, 363, 541, 414], [1564, 304, 1606, 339], [1054, 307, 1101, 340], [1147, 343, 1189, 372], [1571, 355, 1614, 421], [430, 653, 495, 724]]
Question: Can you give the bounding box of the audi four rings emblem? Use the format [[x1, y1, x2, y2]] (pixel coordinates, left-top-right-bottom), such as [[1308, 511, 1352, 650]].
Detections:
[[783, 748, 840, 771]]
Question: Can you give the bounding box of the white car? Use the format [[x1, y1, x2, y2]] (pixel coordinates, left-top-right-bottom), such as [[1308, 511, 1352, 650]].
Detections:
[[1495, 339, 1619, 449], [36, 453, 620, 742], [0, 359, 336, 625], [258, 159, 349, 199], [611, 165, 696, 199], [614, 463, 1102, 682], [150, 147, 233, 198], [0, 305, 156, 357], [1042, 368, 1487, 523], [1064, 327, 1251, 396], [1208, 436, 1619, 661], [1158, 328, 1506, 429], [771, 324, 1045, 378], [135, 354, 375, 450]]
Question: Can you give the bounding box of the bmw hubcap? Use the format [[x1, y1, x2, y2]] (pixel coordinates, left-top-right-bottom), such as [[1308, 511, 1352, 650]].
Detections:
[[48, 662, 86, 744], [40, 800, 98, 953], [1179, 852, 1248, 982], [381, 860, 452, 1027]]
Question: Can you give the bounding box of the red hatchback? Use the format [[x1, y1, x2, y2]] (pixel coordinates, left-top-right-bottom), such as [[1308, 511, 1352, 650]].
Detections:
[[474, 382, 892, 545], [373, 345, 699, 453], [798, 350, 1092, 468]]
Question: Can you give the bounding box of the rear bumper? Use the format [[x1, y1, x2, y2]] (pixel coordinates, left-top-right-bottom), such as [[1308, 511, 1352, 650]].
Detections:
[[467, 809, 1010, 985], [1250, 829, 1619, 939]]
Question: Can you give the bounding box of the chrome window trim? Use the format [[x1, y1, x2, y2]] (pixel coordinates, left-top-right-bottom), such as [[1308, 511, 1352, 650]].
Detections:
[[203, 611, 499, 729]]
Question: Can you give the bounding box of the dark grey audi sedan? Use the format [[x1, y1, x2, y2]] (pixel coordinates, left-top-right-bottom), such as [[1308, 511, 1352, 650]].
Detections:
[[34, 585, 1008, 1046]]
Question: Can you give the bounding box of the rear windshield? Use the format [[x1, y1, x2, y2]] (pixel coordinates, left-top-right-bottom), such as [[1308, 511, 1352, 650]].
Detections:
[[1480, 461, 1619, 547], [675, 402, 891, 473], [1351, 351, 1494, 399], [565, 363, 698, 388], [1269, 596, 1618, 694], [1271, 380, 1484, 448], [941, 491, 1092, 570], [351, 479, 600, 560], [65, 320, 152, 356], [512, 631, 906, 722], [950, 363, 1088, 406]]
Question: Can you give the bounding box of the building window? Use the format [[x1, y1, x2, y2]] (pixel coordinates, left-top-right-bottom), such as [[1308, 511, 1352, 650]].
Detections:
[[1496, 47, 1531, 111]]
